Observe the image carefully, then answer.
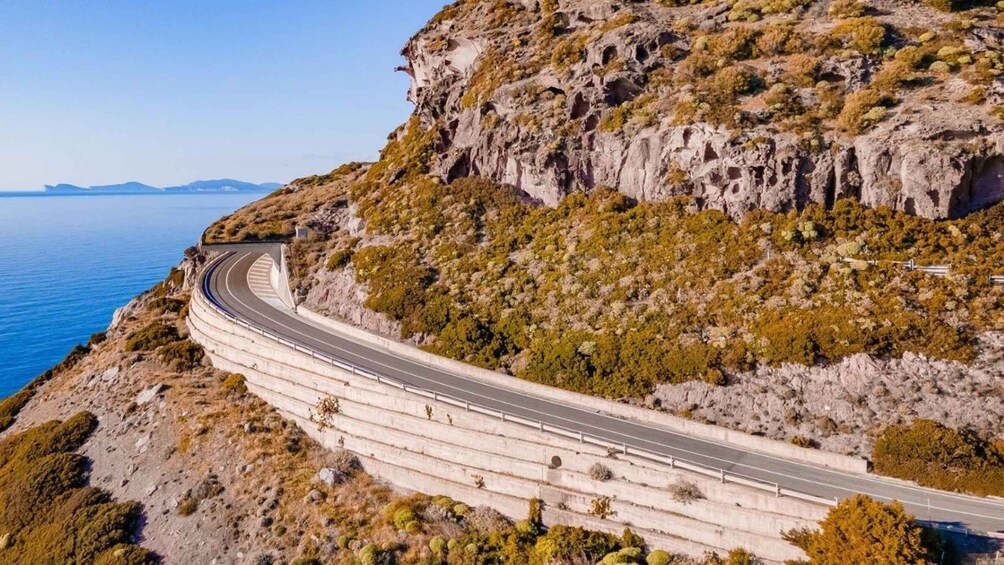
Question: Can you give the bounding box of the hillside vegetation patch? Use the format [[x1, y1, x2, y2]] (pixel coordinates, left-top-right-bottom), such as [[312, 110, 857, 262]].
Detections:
[[0, 412, 156, 563]]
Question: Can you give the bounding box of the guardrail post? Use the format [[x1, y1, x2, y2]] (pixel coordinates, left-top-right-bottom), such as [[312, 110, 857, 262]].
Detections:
[[465, 400, 470, 412], [501, 412, 506, 422], [720, 469, 726, 484], [623, 443, 628, 456], [669, 456, 675, 468], [538, 421, 543, 432], [376, 375, 381, 384], [433, 392, 438, 403], [775, 484, 781, 498], [579, 431, 584, 443]]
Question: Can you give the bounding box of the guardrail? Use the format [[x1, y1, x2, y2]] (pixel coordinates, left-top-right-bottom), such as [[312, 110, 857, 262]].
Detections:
[[196, 253, 841, 509], [198, 253, 1004, 538], [840, 258, 951, 278]]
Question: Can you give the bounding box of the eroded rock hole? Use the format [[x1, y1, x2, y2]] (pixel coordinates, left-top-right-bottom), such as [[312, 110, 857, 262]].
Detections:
[[603, 77, 643, 106], [602, 45, 619, 65], [969, 156, 1004, 213], [571, 93, 589, 120]]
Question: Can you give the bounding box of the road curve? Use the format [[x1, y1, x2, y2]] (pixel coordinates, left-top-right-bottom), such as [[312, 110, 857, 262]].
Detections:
[[203, 251, 1004, 535]]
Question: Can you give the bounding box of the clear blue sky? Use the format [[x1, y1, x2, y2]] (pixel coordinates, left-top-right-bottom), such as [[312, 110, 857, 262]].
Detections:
[[0, 1, 448, 190]]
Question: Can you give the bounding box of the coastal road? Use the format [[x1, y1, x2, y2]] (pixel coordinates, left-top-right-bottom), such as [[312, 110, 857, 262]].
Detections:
[[203, 251, 1004, 536]]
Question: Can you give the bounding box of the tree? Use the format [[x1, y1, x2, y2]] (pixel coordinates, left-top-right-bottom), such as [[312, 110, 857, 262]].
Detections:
[[784, 495, 935, 565]]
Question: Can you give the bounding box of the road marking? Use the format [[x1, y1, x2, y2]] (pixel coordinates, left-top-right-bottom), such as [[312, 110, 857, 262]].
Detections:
[[211, 252, 1004, 527]]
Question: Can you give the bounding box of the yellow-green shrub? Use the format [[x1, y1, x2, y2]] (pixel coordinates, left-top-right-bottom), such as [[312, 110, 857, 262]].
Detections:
[[837, 88, 892, 133], [873, 419, 1004, 497], [830, 17, 886, 54], [125, 322, 180, 352], [157, 339, 205, 371], [784, 495, 942, 565], [0, 413, 155, 563]]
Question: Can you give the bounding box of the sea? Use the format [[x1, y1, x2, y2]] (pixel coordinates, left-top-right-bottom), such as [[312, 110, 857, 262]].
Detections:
[[0, 192, 264, 398]]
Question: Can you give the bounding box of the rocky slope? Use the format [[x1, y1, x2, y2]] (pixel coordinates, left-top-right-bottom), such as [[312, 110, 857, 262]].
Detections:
[[4, 253, 769, 564], [402, 0, 1004, 219], [204, 0, 1004, 484], [652, 334, 1004, 456]]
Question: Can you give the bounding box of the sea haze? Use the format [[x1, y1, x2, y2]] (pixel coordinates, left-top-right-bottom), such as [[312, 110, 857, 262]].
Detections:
[[0, 193, 263, 397]]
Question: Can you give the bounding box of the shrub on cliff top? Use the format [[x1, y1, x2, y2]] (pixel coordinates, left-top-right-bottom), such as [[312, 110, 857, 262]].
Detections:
[[0, 388, 34, 433]]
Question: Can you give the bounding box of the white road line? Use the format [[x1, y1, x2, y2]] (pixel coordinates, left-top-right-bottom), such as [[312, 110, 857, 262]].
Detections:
[[214, 253, 1004, 524]]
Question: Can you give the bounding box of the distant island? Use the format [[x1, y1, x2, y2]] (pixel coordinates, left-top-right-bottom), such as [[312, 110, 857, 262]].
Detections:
[[35, 178, 283, 195]]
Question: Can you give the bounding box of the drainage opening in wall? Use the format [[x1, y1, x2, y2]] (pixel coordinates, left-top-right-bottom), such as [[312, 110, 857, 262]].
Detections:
[[549, 455, 562, 469]]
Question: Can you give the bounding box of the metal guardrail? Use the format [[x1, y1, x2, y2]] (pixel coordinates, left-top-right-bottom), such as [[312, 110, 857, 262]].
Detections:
[[196, 253, 840, 508], [840, 256, 1004, 286], [840, 257, 952, 277], [198, 253, 1004, 539]]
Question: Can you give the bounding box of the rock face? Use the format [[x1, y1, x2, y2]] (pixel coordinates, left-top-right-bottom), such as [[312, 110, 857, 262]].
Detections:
[[399, 0, 1004, 219], [652, 333, 1004, 456]]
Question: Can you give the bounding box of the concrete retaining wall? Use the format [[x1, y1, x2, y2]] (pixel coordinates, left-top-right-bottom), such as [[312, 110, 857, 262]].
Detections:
[[188, 287, 821, 563], [296, 306, 867, 475], [269, 245, 296, 309]]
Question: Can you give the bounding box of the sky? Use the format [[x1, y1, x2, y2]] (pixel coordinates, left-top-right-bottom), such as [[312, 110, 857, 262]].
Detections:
[[0, 1, 448, 190]]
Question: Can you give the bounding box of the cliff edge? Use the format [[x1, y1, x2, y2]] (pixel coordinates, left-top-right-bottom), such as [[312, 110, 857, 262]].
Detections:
[[402, 0, 1004, 218]]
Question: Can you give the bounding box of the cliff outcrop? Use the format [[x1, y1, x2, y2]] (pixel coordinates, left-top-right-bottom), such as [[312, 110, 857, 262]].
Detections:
[[401, 0, 1004, 218]]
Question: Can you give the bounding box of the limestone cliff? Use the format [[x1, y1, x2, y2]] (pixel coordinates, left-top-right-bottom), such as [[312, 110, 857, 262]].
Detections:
[[400, 0, 1004, 218]]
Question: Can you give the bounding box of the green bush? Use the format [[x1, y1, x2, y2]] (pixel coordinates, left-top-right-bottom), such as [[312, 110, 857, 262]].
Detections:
[[430, 536, 447, 554], [353, 245, 435, 334], [0, 413, 153, 563], [148, 297, 186, 314], [829, 17, 886, 54], [157, 339, 204, 371], [873, 419, 1004, 497], [326, 248, 354, 270], [222, 373, 248, 396], [837, 88, 892, 133], [125, 323, 180, 352], [0, 388, 34, 432], [532, 525, 621, 564], [828, 0, 866, 17]]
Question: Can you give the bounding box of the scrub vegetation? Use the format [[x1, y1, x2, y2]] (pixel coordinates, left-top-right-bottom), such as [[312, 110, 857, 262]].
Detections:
[[0, 412, 156, 563], [784, 495, 946, 565], [0, 343, 91, 433], [872, 419, 1004, 497], [288, 117, 1004, 400], [206, 114, 1004, 404]]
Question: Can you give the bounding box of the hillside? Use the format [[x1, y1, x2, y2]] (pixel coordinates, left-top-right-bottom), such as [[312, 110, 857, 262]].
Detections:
[[204, 0, 1004, 461], [403, 0, 1004, 219], [2, 1, 1003, 562], [0, 250, 800, 564]]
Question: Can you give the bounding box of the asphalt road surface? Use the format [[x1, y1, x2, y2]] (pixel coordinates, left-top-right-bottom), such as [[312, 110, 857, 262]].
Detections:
[[203, 251, 1004, 535]]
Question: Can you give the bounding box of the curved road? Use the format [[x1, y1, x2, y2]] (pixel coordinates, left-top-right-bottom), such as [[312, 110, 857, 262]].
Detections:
[[204, 251, 1004, 535]]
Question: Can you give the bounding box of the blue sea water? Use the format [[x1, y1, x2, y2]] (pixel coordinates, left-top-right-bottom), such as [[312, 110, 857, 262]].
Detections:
[[0, 193, 263, 398]]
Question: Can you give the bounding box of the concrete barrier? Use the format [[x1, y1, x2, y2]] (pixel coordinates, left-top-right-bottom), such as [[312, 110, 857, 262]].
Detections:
[[189, 300, 825, 521], [188, 287, 822, 563], [294, 306, 868, 475]]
